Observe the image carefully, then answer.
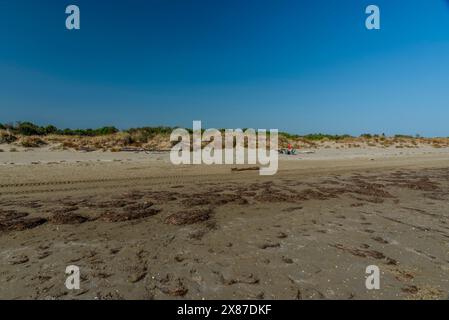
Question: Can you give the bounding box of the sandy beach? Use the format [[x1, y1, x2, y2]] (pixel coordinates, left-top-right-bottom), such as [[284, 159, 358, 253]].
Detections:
[[3, 0, 449, 306], [1, 145, 449, 300]]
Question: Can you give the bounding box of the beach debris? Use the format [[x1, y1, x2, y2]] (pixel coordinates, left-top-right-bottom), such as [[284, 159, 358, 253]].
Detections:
[[402, 285, 419, 294], [123, 201, 155, 213], [0, 210, 29, 221], [282, 256, 294, 264], [220, 272, 260, 285], [181, 193, 248, 207], [164, 208, 213, 225], [0, 217, 47, 232], [258, 242, 281, 249], [49, 212, 89, 225], [330, 243, 397, 265], [276, 231, 288, 239], [157, 275, 189, 297], [100, 207, 161, 222]]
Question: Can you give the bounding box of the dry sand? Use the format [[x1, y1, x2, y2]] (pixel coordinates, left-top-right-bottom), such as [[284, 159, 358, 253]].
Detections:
[[1, 145, 449, 300]]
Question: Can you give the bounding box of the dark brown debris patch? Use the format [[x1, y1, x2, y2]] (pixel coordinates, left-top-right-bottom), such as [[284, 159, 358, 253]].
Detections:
[[165, 208, 213, 225]]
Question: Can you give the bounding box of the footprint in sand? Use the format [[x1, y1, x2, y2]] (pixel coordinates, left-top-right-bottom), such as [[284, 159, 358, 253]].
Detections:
[[8, 254, 29, 265]]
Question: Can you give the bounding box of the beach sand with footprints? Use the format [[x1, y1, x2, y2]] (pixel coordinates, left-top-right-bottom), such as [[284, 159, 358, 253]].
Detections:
[[1, 146, 449, 299]]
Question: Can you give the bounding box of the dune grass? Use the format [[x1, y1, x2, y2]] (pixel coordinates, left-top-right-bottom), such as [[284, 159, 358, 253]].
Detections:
[[1, 121, 449, 150]]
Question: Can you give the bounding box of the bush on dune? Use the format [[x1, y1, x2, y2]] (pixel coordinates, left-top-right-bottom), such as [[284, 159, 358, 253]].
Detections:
[[0, 121, 120, 137], [57, 126, 119, 136], [2, 121, 449, 151], [302, 133, 352, 141], [44, 125, 58, 135], [16, 122, 44, 136], [126, 126, 174, 144], [0, 130, 17, 144], [19, 136, 47, 148]]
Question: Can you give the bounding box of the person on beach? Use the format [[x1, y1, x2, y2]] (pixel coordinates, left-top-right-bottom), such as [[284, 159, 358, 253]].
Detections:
[[287, 143, 293, 155]]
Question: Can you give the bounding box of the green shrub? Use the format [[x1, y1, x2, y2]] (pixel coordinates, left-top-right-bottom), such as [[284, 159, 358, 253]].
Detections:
[[16, 122, 44, 136], [126, 126, 174, 143], [302, 133, 352, 141], [52, 126, 118, 136], [394, 134, 413, 139], [126, 126, 174, 136], [44, 125, 58, 135], [95, 126, 119, 135], [280, 132, 301, 139]]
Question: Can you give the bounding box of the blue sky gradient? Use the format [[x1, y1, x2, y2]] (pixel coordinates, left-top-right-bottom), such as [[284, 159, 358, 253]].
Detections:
[[1, 0, 449, 136]]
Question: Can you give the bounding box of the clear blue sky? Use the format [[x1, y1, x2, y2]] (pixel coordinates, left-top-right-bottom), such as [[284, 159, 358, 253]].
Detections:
[[1, 0, 449, 136]]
